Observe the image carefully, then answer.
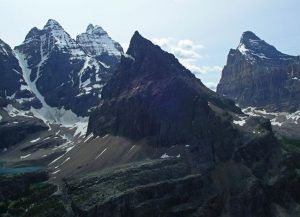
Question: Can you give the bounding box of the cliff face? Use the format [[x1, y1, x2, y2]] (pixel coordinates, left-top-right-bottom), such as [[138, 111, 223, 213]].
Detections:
[[87, 31, 281, 177], [217, 31, 300, 112], [88, 32, 241, 149]]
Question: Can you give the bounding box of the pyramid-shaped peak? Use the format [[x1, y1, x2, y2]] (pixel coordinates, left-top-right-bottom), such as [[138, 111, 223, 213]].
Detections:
[[240, 31, 261, 43], [127, 31, 154, 55], [44, 19, 63, 30], [236, 31, 294, 63], [130, 31, 145, 43]]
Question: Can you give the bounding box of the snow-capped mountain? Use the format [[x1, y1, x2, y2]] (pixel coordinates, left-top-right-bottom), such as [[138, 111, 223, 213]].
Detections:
[[0, 19, 124, 156], [217, 31, 300, 112], [77, 24, 123, 72], [14, 19, 116, 116], [0, 19, 123, 172]]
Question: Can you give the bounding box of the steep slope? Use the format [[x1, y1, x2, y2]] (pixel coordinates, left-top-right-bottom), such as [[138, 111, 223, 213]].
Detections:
[[87, 32, 279, 174], [77, 24, 123, 72], [46, 32, 300, 217], [88, 31, 240, 149], [0, 38, 23, 100], [0, 20, 126, 173], [0, 39, 40, 109], [0, 39, 47, 151], [14, 19, 106, 116], [217, 31, 300, 112]]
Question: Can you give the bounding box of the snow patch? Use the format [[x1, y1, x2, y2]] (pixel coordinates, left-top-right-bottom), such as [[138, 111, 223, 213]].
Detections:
[[52, 169, 61, 175], [84, 133, 94, 143], [161, 153, 171, 159], [30, 138, 40, 143], [20, 154, 31, 159], [243, 107, 300, 126], [233, 116, 247, 126], [129, 145, 135, 151], [77, 24, 123, 57], [95, 148, 107, 159], [292, 77, 299, 81]]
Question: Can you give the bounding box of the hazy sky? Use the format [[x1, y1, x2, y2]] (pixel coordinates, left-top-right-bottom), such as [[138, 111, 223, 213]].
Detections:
[[1, 0, 299, 90]]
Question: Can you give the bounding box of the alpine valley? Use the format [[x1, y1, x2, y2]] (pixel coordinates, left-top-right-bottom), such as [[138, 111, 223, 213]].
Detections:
[[0, 20, 300, 217]]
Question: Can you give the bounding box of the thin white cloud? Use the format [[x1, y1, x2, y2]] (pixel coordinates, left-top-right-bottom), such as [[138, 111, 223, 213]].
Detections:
[[152, 37, 221, 75]]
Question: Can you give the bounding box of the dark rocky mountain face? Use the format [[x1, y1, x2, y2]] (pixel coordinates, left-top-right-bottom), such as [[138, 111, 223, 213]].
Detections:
[[0, 39, 23, 99], [87, 32, 280, 174], [217, 31, 300, 112], [0, 39, 40, 109], [0, 39, 46, 150], [88, 32, 240, 148], [67, 32, 300, 217], [77, 24, 123, 73]]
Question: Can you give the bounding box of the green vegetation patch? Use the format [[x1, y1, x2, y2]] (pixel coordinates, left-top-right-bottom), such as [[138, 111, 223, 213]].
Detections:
[[0, 172, 68, 217], [281, 137, 300, 153]]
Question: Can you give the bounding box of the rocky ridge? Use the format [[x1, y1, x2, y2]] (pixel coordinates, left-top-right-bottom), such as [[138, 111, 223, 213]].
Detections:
[[217, 31, 300, 112]]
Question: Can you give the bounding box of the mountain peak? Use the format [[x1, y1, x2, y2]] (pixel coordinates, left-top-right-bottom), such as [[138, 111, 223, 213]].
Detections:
[[131, 31, 146, 43], [0, 38, 11, 56], [127, 31, 155, 57], [44, 19, 63, 30], [132, 30, 142, 38], [237, 31, 293, 62], [238, 31, 264, 51], [86, 24, 106, 35], [76, 24, 123, 64], [240, 31, 261, 43]]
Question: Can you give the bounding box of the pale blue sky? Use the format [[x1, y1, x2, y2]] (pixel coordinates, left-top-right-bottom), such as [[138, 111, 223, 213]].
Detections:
[[1, 0, 299, 89]]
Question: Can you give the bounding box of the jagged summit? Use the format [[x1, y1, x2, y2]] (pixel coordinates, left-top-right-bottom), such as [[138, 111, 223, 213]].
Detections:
[[76, 24, 123, 69], [240, 31, 261, 43], [237, 31, 293, 63], [86, 24, 106, 35], [77, 24, 123, 56], [19, 19, 85, 58], [44, 19, 63, 30], [127, 30, 154, 54], [217, 31, 300, 112], [123, 31, 193, 80]]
